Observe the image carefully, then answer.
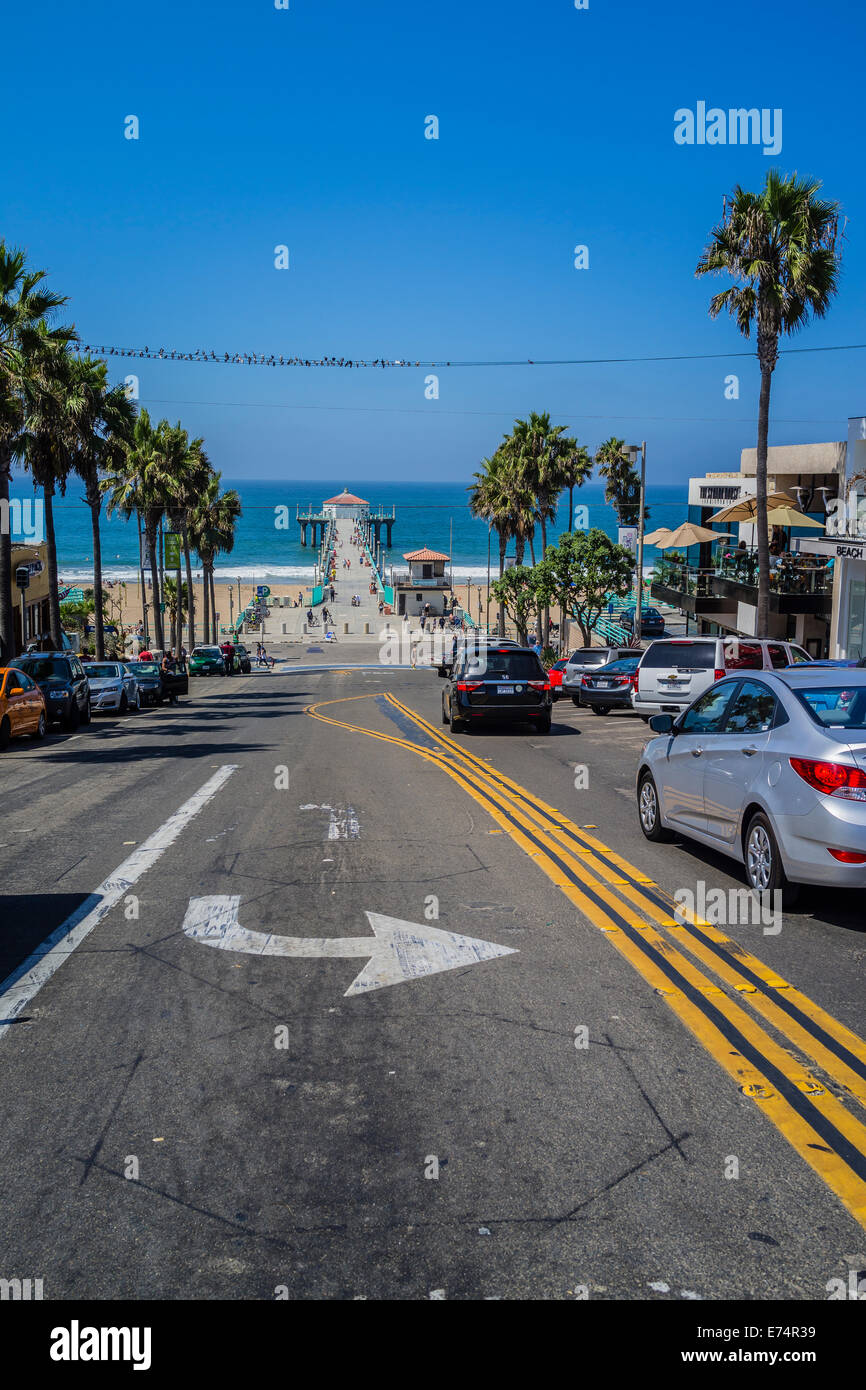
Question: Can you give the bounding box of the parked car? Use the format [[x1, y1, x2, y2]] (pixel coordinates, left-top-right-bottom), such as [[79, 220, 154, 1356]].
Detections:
[[10, 652, 91, 729], [131, 660, 163, 706], [631, 636, 812, 722], [547, 658, 568, 700], [578, 655, 642, 714], [618, 605, 666, 638], [561, 646, 636, 704], [636, 668, 866, 903], [0, 666, 47, 748], [439, 645, 553, 733], [189, 646, 227, 676], [234, 644, 252, 673], [86, 661, 143, 714]]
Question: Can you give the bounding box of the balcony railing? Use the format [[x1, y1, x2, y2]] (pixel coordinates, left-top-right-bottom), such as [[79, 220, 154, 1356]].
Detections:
[[655, 555, 833, 597], [391, 569, 450, 587]]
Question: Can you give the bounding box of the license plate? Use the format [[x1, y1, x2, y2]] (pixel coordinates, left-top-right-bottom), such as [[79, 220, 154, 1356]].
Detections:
[[497, 684, 515, 694], [598, 680, 612, 688]]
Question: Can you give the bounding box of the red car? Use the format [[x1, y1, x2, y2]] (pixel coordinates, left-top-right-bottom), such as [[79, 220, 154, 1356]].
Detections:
[[547, 658, 569, 701]]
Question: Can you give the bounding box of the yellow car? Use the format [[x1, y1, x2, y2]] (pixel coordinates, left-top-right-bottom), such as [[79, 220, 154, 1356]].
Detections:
[[0, 665, 47, 748]]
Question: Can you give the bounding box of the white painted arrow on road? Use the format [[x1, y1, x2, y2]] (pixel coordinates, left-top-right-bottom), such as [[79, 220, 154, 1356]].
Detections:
[[182, 896, 517, 996]]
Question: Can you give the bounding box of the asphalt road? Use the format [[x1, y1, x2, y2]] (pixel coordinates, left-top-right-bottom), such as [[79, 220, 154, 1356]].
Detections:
[[1, 649, 865, 1301]]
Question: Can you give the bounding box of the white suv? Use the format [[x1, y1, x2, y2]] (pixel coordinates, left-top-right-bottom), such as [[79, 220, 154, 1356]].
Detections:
[[631, 636, 811, 721]]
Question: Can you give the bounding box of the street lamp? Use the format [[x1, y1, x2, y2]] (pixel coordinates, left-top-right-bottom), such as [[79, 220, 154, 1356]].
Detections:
[[627, 442, 646, 645]]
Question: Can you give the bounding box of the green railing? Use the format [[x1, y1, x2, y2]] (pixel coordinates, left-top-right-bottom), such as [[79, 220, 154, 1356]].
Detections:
[[312, 583, 323, 606]]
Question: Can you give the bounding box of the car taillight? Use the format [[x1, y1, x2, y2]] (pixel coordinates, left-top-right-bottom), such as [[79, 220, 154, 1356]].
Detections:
[[456, 681, 483, 691], [631, 672, 639, 689], [581, 675, 590, 686], [714, 668, 725, 682], [828, 849, 866, 863], [528, 680, 549, 691], [790, 757, 866, 801]]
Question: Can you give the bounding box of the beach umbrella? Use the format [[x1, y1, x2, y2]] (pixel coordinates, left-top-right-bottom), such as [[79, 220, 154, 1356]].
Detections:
[[658, 521, 727, 549], [707, 491, 797, 523], [643, 527, 673, 545], [764, 505, 824, 529]]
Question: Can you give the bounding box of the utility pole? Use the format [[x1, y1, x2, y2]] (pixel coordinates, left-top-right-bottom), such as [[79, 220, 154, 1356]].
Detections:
[[628, 441, 647, 645]]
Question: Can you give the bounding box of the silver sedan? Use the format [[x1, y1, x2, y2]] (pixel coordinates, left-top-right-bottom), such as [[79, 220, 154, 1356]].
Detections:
[[636, 668, 866, 904]]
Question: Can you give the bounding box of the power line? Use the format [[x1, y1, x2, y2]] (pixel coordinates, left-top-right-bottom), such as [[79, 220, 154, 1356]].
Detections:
[[72, 341, 866, 369], [137, 396, 843, 425]]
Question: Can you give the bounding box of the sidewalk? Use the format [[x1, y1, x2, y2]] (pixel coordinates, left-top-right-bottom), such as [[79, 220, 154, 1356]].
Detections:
[[259, 518, 385, 645]]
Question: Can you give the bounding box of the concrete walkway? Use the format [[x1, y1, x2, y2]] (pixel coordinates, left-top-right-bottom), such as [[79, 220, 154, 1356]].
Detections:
[[261, 518, 385, 645]]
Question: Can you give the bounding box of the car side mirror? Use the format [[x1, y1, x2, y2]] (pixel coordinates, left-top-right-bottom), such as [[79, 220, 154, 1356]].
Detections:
[[8, 685, 23, 696], [649, 713, 675, 734]]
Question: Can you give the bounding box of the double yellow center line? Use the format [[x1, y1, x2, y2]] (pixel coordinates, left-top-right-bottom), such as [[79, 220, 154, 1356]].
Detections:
[[306, 690, 866, 1229]]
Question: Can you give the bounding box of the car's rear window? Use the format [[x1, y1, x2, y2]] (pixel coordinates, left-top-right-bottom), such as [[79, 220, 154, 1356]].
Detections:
[[569, 649, 608, 666], [724, 641, 764, 671], [600, 657, 640, 673], [136, 663, 160, 676], [88, 664, 120, 678], [467, 652, 545, 679], [795, 686, 866, 730], [640, 642, 716, 670]]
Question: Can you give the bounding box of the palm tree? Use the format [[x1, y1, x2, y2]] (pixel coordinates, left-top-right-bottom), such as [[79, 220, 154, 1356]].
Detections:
[[189, 476, 241, 643], [468, 450, 520, 636], [559, 437, 593, 531], [67, 356, 136, 658], [0, 243, 73, 658], [696, 171, 842, 634], [103, 409, 177, 651], [507, 412, 570, 640], [162, 425, 211, 653], [595, 437, 644, 525], [18, 334, 81, 650]]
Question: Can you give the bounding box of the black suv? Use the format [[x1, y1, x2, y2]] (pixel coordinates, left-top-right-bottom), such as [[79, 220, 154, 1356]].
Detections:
[[439, 645, 553, 734], [11, 652, 92, 729]]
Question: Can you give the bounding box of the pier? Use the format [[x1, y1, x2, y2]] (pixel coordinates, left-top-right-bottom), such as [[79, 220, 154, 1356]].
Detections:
[[297, 492, 395, 549]]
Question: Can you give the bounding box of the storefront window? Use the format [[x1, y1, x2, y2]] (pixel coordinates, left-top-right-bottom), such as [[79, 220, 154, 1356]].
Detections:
[[846, 577, 866, 657]]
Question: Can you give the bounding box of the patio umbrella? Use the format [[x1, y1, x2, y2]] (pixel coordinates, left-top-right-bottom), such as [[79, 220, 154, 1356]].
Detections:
[[707, 491, 797, 523], [643, 527, 673, 545], [764, 505, 824, 529], [658, 521, 728, 549]]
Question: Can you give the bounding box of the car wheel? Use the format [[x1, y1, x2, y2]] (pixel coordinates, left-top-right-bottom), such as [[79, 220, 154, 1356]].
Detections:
[[591, 705, 610, 716], [31, 712, 46, 740], [449, 700, 465, 734], [441, 697, 449, 725], [638, 771, 673, 842], [134, 689, 142, 710], [639, 715, 650, 723], [66, 702, 80, 732], [572, 696, 581, 708], [0, 716, 10, 750], [81, 699, 91, 725], [744, 811, 799, 909], [120, 693, 128, 714], [537, 714, 552, 734]]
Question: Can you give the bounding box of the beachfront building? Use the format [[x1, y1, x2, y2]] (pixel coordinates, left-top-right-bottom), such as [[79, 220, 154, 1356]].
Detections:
[[391, 547, 451, 618], [652, 442, 843, 656], [792, 416, 866, 660], [11, 542, 50, 654], [322, 488, 368, 521]]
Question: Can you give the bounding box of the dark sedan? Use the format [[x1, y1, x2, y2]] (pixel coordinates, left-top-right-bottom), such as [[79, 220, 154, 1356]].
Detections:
[[439, 646, 553, 734], [578, 655, 641, 714], [619, 606, 665, 638]]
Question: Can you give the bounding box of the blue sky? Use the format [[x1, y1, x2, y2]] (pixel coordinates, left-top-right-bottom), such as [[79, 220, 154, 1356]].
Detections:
[[4, 0, 866, 483]]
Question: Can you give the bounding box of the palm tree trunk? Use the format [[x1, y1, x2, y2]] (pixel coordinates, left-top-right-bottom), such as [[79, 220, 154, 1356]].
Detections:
[[43, 485, 63, 651], [201, 557, 210, 646], [147, 519, 164, 650], [183, 522, 195, 651], [528, 532, 536, 566], [497, 531, 507, 637], [568, 485, 574, 533], [209, 566, 217, 642], [88, 495, 105, 660], [137, 512, 149, 647], [0, 449, 14, 662], [539, 511, 550, 644], [755, 353, 774, 638]]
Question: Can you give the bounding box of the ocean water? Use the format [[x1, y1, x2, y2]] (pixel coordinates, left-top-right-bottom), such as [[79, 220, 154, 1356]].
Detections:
[[10, 477, 689, 583]]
